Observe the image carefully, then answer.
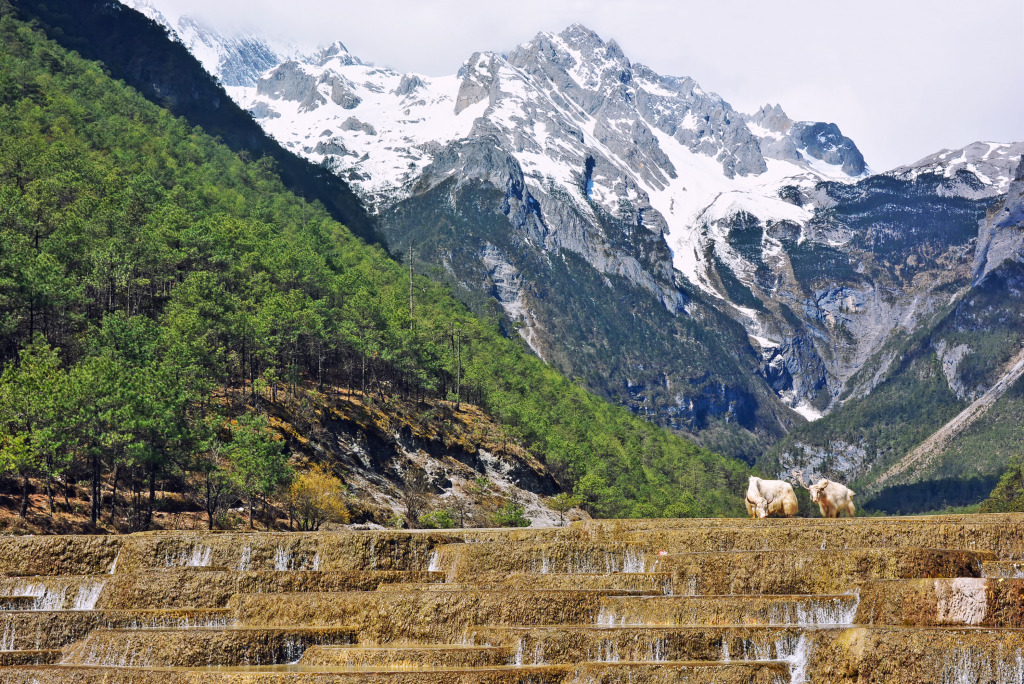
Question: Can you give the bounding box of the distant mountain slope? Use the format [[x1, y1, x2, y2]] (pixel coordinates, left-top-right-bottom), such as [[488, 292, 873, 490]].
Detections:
[[875, 345, 1024, 489], [765, 160, 1024, 511], [0, 0, 749, 524], [129, 6, 1024, 506], [13, 0, 377, 246]]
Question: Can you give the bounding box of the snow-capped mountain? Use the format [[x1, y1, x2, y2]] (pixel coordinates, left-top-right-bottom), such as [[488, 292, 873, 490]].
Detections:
[[237, 25, 867, 298], [892, 141, 1024, 198], [121, 0, 300, 87], [127, 3, 1021, 463]]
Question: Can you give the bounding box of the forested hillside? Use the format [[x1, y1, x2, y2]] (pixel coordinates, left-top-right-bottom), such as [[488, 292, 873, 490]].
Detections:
[[12, 0, 378, 246], [0, 4, 749, 531]]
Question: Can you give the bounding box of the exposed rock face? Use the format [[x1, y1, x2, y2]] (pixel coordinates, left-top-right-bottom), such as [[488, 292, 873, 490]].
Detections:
[[133, 8, 1024, 470], [339, 117, 376, 135], [791, 122, 866, 175], [974, 155, 1024, 280], [248, 101, 279, 119], [321, 73, 361, 109], [256, 61, 315, 101]]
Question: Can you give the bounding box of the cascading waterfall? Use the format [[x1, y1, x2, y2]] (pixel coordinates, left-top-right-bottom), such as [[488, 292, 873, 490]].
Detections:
[[939, 648, 1024, 684], [72, 580, 105, 611], [785, 634, 809, 684], [163, 544, 212, 568], [1, 622, 14, 651], [108, 549, 120, 574], [427, 551, 441, 572], [282, 636, 303, 664], [621, 548, 646, 573], [275, 546, 292, 571], [748, 639, 773, 661], [594, 606, 618, 626], [237, 546, 251, 572], [597, 638, 620, 663], [648, 637, 667, 662], [5, 582, 52, 610], [982, 562, 1024, 579], [272, 546, 319, 571], [768, 595, 859, 626], [189, 545, 212, 567]]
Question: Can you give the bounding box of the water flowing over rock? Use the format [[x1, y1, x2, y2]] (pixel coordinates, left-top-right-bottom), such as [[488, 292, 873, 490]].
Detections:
[[4, 514, 1024, 681]]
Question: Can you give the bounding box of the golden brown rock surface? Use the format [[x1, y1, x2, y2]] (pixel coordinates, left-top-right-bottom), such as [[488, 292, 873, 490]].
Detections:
[[4, 514, 1024, 682]]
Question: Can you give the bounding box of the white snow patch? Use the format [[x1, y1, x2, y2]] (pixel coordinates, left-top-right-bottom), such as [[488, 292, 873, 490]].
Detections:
[[749, 334, 779, 349], [791, 402, 823, 421]]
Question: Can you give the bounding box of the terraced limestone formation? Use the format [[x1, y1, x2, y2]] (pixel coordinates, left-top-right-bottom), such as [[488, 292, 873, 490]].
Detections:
[[3, 515, 1024, 682]]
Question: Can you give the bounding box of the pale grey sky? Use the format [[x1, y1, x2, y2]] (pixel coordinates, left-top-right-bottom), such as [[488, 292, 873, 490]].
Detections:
[[146, 0, 1023, 171]]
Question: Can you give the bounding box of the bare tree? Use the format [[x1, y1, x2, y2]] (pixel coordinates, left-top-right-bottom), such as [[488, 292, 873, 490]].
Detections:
[[449, 495, 471, 529], [401, 468, 431, 528]]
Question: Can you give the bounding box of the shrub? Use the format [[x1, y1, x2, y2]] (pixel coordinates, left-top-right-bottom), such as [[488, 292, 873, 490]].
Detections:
[[418, 509, 457, 529], [289, 465, 350, 531], [489, 500, 531, 527], [547, 492, 581, 526]]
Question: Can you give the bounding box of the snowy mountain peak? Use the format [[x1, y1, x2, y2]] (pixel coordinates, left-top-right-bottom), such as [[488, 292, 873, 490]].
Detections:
[[893, 140, 1024, 195], [749, 104, 793, 133], [113, 6, 1024, 432], [221, 21, 878, 296], [126, 9, 878, 318], [119, 0, 304, 87], [311, 41, 362, 68]]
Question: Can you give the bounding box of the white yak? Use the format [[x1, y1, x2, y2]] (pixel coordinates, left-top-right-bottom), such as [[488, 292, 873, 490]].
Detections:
[[793, 469, 856, 518], [745, 476, 798, 519]]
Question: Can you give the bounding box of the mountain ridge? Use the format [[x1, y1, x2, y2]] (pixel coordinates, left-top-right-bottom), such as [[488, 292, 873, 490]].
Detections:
[[107, 2, 1024, 508]]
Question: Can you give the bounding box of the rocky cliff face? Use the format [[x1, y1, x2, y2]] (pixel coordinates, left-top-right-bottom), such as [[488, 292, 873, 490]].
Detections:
[[765, 156, 1024, 507], [130, 6, 1023, 471], [974, 155, 1024, 280]]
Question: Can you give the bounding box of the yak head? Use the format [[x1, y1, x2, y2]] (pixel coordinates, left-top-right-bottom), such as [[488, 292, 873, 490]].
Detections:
[[808, 479, 830, 503], [755, 494, 772, 519]]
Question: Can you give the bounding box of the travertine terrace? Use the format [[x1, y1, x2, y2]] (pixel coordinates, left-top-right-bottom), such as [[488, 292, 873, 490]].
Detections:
[[3, 515, 1024, 682]]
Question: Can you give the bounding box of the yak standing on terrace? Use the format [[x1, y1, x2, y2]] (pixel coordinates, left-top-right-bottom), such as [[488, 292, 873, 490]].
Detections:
[[793, 469, 856, 518], [745, 476, 799, 519]]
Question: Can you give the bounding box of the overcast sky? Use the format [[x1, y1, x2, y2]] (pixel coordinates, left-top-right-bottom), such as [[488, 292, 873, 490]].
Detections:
[[146, 0, 1023, 171]]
